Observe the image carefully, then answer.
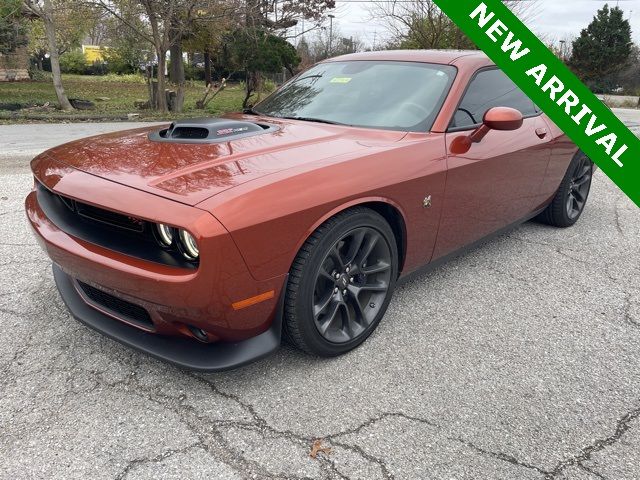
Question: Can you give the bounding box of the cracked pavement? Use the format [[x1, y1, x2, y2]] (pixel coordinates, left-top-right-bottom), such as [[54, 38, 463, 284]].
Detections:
[[1, 118, 639, 479]]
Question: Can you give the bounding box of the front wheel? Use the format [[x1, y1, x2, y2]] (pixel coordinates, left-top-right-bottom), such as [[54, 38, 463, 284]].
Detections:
[[537, 152, 593, 228], [284, 208, 398, 356]]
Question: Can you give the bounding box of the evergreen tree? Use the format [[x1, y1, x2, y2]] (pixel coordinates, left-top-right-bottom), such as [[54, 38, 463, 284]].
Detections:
[[224, 28, 300, 107], [569, 4, 632, 90], [0, 0, 27, 55]]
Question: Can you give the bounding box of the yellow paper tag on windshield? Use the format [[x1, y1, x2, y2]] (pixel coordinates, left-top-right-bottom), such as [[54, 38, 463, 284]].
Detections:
[[330, 77, 352, 84]]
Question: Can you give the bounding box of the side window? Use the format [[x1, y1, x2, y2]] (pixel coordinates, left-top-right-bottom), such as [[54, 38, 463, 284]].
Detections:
[[452, 69, 537, 129]]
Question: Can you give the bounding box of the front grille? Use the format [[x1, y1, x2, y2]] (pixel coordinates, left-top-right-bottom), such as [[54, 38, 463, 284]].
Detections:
[[35, 182, 197, 269], [77, 281, 154, 330], [76, 201, 145, 232], [52, 190, 145, 233]]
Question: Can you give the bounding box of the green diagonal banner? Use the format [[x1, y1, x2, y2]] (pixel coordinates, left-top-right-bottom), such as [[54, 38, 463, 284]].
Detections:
[[432, 0, 639, 208]]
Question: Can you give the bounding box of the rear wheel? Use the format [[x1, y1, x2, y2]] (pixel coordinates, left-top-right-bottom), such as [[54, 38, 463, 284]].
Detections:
[[284, 208, 398, 356], [537, 152, 593, 228]]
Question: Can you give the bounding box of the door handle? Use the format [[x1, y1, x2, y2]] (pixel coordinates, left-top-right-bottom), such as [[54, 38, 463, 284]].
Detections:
[[535, 127, 548, 139]]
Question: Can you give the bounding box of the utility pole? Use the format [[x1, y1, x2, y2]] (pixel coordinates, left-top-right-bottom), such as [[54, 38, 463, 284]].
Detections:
[[328, 14, 335, 57]]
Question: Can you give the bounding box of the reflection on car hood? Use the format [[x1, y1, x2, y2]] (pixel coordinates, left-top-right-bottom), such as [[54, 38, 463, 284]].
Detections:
[[39, 115, 407, 206]]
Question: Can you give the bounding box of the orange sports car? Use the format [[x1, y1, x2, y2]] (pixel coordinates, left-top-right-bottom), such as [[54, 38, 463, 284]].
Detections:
[[26, 50, 593, 370]]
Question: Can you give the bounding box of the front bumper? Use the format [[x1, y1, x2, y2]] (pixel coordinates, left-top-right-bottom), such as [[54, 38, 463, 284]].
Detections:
[[26, 155, 288, 370], [53, 265, 285, 371]]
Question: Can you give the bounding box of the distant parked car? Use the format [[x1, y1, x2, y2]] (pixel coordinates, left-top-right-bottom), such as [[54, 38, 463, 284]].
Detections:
[[26, 50, 592, 371]]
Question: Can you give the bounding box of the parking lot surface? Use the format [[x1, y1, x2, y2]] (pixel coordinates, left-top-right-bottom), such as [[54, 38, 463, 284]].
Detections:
[[0, 117, 639, 479]]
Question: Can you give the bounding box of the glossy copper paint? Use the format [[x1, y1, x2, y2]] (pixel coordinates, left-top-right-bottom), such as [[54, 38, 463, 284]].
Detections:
[[26, 50, 578, 346]]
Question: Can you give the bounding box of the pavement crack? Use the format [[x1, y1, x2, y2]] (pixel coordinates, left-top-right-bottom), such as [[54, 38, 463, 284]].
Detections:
[[578, 463, 607, 480], [329, 439, 394, 479], [0, 209, 22, 217], [545, 402, 640, 479], [329, 411, 544, 478], [186, 373, 398, 479], [486, 265, 530, 284], [330, 411, 438, 438], [623, 293, 640, 329], [554, 248, 595, 267], [0, 305, 23, 317], [614, 200, 626, 237], [128, 373, 328, 479], [113, 442, 204, 480], [507, 235, 599, 269], [452, 437, 550, 476], [186, 372, 270, 428]]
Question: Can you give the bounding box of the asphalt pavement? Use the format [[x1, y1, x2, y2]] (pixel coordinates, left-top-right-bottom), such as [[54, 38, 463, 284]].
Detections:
[[0, 113, 639, 479]]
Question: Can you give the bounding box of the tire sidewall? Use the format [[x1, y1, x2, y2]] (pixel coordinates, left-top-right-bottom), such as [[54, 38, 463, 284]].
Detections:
[[555, 153, 593, 227]]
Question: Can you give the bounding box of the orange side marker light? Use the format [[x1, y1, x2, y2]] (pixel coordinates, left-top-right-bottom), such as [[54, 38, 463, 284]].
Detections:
[[231, 290, 275, 310]]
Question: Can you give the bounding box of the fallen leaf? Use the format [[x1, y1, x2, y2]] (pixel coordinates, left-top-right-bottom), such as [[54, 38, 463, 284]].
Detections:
[[310, 439, 332, 459]]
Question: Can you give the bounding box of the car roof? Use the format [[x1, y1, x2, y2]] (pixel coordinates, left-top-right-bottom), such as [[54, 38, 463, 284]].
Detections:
[[325, 49, 493, 67]]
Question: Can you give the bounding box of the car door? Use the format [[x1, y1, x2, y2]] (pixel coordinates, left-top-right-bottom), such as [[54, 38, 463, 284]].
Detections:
[[432, 68, 552, 260]]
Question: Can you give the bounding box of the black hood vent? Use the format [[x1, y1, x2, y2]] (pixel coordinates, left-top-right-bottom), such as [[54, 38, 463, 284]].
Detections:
[[149, 118, 278, 144]]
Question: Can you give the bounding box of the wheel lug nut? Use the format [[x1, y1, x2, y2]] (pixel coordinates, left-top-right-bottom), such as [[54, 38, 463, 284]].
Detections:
[[343, 289, 347, 295], [334, 287, 338, 293], [350, 277, 354, 282], [335, 273, 340, 279], [346, 266, 350, 273]]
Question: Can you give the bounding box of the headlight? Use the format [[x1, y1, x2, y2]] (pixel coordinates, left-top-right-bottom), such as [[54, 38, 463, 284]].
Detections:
[[179, 229, 199, 259], [156, 223, 174, 247]]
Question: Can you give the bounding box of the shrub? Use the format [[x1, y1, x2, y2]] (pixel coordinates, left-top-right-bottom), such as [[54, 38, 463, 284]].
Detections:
[[184, 62, 204, 81], [28, 67, 50, 81], [262, 79, 277, 93], [86, 61, 108, 76], [103, 46, 141, 75], [59, 50, 88, 74]]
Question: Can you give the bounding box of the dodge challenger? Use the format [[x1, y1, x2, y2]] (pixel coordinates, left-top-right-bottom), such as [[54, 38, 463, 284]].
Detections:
[[25, 50, 593, 371]]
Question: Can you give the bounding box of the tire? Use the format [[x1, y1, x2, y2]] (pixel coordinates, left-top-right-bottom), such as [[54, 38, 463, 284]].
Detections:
[[537, 151, 594, 228], [284, 207, 398, 356]]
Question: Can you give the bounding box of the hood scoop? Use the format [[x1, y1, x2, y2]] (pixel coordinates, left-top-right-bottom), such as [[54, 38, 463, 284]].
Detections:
[[149, 117, 278, 144]]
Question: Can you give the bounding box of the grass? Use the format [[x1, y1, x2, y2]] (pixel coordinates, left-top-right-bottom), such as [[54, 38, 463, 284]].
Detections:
[[0, 74, 262, 123]]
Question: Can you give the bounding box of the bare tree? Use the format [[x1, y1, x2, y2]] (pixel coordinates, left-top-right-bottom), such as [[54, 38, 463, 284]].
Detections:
[[368, 0, 538, 50], [85, 7, 110, 45], [92, 0, 203, 112], [307, 25, 364, 62], [243, 0, 335, 32], [545, 34, 575, 62], [22, 0, 74, 110]]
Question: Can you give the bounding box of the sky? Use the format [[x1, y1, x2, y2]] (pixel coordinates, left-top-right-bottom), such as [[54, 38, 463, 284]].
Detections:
[[330, 0, 640, 48]]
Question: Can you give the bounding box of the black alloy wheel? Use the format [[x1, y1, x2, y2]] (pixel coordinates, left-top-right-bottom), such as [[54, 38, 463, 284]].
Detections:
[[312, 226, 393, 344], [537, 151, 593, 228], [566, 154, 592, 220], [284, 208, 398, 356]]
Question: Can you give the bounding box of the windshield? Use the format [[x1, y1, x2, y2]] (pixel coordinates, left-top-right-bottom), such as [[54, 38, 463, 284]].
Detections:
[[254, 61, 457, 132]]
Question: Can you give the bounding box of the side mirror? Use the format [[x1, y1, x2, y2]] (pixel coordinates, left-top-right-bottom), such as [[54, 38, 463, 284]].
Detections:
[[450, 107, 524, 154], [483, 107, 524, 131]]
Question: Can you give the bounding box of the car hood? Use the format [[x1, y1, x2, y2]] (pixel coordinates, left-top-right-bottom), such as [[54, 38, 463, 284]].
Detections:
[[39, 115, 407, 206]]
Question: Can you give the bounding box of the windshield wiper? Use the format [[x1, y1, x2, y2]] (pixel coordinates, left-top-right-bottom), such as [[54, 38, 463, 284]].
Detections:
[[280, 116, 348, 126]]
